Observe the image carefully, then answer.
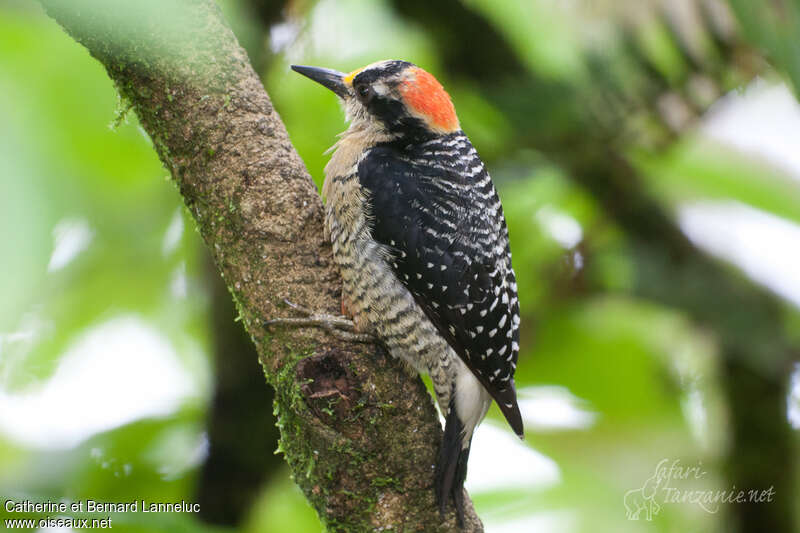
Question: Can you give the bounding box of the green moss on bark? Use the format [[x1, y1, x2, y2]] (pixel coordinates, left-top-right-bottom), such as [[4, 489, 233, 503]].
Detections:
[[40, 0, 483, 530]]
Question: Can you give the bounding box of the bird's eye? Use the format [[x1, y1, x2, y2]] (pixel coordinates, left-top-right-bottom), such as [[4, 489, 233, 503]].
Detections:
[[357, 84, 371, 100]]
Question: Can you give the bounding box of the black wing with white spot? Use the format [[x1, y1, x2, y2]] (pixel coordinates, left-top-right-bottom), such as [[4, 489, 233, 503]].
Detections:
[[358, 133, 523, 435]]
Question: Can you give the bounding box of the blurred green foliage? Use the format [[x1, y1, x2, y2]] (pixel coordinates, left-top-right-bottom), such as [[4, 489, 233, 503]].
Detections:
[[1, 0, 799, 532]]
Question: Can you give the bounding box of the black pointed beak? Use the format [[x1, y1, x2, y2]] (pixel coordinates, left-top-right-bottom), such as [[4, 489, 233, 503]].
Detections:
[[291, 65, 349, 98]]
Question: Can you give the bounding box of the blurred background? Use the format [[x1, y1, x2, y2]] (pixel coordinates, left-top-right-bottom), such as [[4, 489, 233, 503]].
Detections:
[[1, 0, 800, 531]]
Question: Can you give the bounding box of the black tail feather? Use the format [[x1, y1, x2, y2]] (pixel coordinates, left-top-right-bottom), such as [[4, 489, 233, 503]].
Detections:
[[435, 400, 471, 528], [452, 445, 470, 527]]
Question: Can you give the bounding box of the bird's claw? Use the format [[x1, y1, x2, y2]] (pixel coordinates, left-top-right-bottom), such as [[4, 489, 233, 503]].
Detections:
[[264, 299, 377, 344]]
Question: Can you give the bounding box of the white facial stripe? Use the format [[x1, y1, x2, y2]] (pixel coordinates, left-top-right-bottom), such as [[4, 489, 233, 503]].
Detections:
[[372, 81, 390, 96]]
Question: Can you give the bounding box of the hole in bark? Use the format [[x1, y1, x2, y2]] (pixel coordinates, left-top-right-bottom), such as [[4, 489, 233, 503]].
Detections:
[[296, 351, 359, 425]]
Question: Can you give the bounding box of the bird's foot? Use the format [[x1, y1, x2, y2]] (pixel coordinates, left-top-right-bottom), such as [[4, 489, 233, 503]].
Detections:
[[264, 299, 377, 344], [341, 293, 352, 319]]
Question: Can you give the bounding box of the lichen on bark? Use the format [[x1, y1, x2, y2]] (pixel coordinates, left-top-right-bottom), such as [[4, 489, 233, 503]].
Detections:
[[39, 0, 483, 530]]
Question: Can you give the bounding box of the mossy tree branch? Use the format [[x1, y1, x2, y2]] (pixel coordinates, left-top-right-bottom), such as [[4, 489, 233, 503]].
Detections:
[[38, 0, 481, 530]]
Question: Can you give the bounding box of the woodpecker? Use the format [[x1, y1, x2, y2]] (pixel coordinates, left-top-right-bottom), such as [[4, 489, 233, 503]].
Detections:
[[288, 60, 523, 524]]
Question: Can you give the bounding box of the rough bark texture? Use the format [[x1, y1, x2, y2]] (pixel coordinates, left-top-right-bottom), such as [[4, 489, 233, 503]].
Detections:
[[39, 0, 482, 530]]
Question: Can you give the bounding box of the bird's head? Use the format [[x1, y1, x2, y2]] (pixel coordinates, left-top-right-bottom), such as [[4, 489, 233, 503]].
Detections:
[[291, 60, 460, 140]]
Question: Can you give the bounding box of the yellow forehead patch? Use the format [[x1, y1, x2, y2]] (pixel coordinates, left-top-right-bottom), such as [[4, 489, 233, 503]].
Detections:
[[343, 67, 364, 85], [342, 60, 394, 85]]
